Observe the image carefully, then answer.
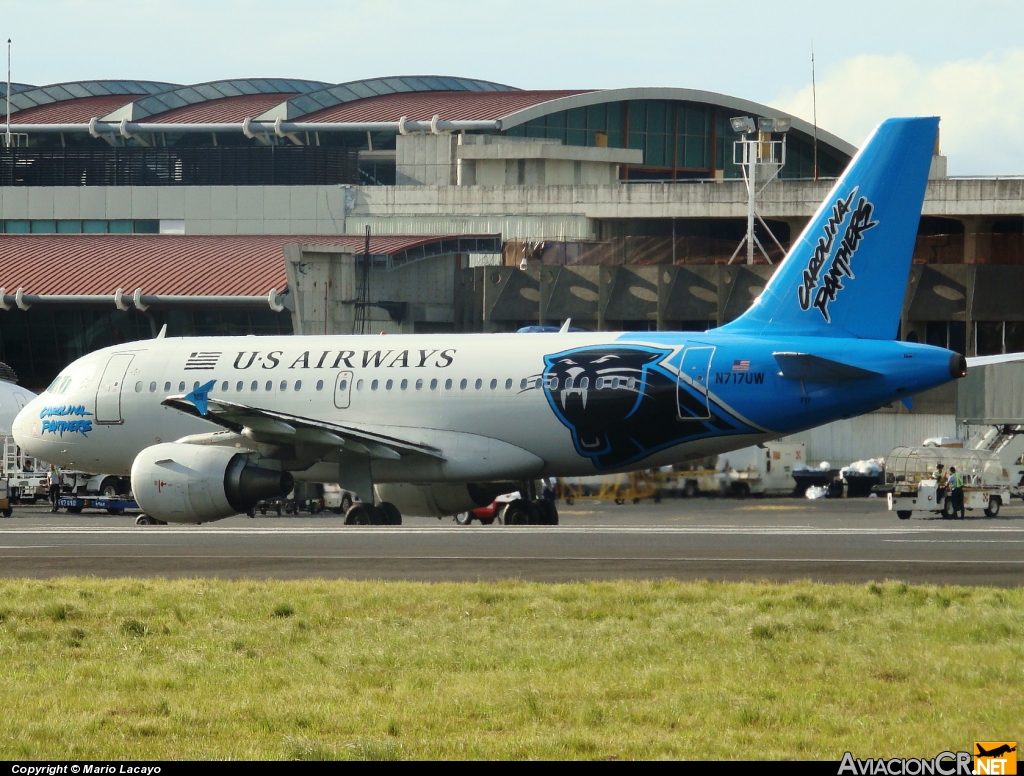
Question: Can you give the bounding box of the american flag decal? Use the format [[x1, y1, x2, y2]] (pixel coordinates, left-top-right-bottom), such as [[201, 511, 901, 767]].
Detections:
[[184, 351, 221, 370], [732, 359, 750, 371]]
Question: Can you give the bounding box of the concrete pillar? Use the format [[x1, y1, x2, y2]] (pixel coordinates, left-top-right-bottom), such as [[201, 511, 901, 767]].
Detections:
[[960, 216, 993, 264], [284, 244, 357, 335]]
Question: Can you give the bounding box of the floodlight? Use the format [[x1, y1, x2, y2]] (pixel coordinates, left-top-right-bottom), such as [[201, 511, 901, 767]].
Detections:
[[758, 117, 792, 134], [730, 116, 756, 134]]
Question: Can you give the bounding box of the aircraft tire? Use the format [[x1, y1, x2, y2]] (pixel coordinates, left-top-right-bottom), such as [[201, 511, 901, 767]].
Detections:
[[454, 511, 473, 526], [896, 510, 912, 520], [1, 507, 12, 517], [533, 499, 558, 525], [345, 503, 383, 525], [379, 502, 402, 526], [136, 515, 157, 526], [503, 499, 536, 526], [985, 497, 1001, 517]]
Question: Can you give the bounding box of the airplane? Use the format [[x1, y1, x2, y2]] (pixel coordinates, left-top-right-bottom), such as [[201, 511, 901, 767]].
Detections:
[[976, 744, 1016, 759], [12, 116, 1020, 527], [0, 362, 35, 440]]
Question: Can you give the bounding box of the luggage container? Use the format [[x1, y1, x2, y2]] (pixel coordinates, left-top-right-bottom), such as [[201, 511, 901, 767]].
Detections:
[[884, 446, 1011, 519]]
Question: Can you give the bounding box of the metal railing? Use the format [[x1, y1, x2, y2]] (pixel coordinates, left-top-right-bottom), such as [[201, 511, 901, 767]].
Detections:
[[0, 146, 360, 186]]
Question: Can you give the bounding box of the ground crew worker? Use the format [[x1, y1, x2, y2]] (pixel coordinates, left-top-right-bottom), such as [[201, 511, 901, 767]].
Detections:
[[933, 463, 947, 506], [947, 466, 965, 519], [47, 464, 61, 513]]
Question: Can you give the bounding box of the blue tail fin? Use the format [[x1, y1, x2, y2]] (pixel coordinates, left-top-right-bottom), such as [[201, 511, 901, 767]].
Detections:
[[723, 116, 938, 339]]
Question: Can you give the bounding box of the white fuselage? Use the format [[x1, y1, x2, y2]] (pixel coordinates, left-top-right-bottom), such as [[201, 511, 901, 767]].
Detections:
[[12, 332, 771, 482]]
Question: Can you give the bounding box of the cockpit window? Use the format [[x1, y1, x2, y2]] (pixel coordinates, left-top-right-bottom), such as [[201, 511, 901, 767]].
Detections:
[[46, 376, 63, 393]]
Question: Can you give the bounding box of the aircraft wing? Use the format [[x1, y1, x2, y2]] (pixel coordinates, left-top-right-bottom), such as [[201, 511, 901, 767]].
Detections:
[[773, 352, 881, 382], [162, 380, 443, 461], [966, 351, 1024, 368]]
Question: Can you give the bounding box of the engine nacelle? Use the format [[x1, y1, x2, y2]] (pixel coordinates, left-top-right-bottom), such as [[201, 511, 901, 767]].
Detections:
[[131, 443, 293, 524], [374, 482, 509, 518]]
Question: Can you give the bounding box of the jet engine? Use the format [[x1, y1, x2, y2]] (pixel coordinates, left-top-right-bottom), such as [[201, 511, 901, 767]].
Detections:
[[131, 443, 293, 524], [374, 482, 509, 518]]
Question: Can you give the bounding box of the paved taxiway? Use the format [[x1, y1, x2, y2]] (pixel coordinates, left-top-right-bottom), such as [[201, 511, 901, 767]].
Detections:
[[1, 498, 1022, 585]]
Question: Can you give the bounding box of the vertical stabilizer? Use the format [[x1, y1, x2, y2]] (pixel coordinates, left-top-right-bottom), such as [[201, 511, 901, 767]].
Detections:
[[722, 116, 938, 339]]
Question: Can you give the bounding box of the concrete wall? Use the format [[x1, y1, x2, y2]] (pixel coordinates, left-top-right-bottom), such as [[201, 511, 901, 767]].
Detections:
[[0, 177, 1021, 242]]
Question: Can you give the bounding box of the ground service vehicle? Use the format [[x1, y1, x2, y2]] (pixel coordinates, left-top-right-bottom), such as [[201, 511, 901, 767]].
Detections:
[[885, 446, 1011, 519]]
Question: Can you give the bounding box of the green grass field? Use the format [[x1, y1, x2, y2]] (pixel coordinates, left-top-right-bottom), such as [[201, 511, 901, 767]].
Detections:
[[0, 578, 1021, 760]]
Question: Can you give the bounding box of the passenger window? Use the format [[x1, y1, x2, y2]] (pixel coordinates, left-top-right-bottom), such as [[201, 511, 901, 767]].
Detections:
[[371, 379, 379, 390], [535, 378, 544, 389], [221, 381, 228, 392], [430, 378, 438, 390], [385, 379, 393, 390], [566, 377, 574, 389], [250, 381, 258, 391], [505, 378, 512, 390], [460, 379, 468, 390], [280, 381, 288, 391], [596, 377, 604, 389], [356, 379, 364, 390], [611, 377, 620, 389], [164, 382, 171, 392], [520, 378, 527, 390], [316, 380, 324, 391], [339, 379, 347, 390], [135, 381, 143, 393], [149, 382, 157, 392], [415, 379, 423, 390], [178, 381, 186, 391], [475, 379, 482, 390], [295, 380, 302, 391], [265, 381, 272, 391], [627, 377, 635, 390], [490, 378, 497, 390], [580, 377, 590, 389], [400, 379, 408, 390], [193, 382, 200, 390], [236, 381, 243, 391], [445, 379, 453, 390]]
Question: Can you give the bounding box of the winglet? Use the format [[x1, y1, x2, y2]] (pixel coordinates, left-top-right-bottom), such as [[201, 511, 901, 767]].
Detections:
[[559, 318, 572, 334], [155, 324, 167, 339], [182, 379, 216, 416]]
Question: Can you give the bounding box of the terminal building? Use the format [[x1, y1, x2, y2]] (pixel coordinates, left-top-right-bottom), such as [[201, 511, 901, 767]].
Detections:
[[1, 75, 1022, 461]]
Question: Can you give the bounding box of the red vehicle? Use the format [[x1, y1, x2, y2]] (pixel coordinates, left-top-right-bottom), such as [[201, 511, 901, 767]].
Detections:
[[454, 491, 519, 525]]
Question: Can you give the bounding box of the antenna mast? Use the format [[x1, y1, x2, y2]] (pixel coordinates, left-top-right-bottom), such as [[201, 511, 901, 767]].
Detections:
[[811, 42, 818, 182]]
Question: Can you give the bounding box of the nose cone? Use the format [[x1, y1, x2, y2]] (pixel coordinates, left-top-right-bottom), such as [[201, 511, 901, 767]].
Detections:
[[12, 395, 77, 467]]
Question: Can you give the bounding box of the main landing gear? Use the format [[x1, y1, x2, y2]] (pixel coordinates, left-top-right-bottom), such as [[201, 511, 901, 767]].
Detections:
[[344, 501, 402, 526], [503, 479, 559, 526], [135, 515, 167, 526]]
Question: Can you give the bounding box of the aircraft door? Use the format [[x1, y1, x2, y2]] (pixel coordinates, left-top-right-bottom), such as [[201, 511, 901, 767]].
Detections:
[[677, 346, 714, 421], [334, 370, 354, 409], [95, 353, 135, 424]]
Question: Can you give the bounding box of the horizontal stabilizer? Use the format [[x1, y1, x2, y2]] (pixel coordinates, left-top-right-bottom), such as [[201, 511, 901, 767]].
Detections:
[[773, 352, 881, 382], [966, 351, 1024, 368]]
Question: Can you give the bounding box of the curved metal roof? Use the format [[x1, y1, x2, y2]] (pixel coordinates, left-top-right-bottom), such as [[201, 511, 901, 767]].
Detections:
[[1, 80, 176, 117], [295, 89, 586, 123], [265, 75, 519, 121], [109, 78, 331, 121], [497, 87, 858, 157]]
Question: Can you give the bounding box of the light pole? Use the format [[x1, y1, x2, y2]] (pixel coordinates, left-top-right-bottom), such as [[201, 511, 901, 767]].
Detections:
[[728, 115, 791, 265]]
